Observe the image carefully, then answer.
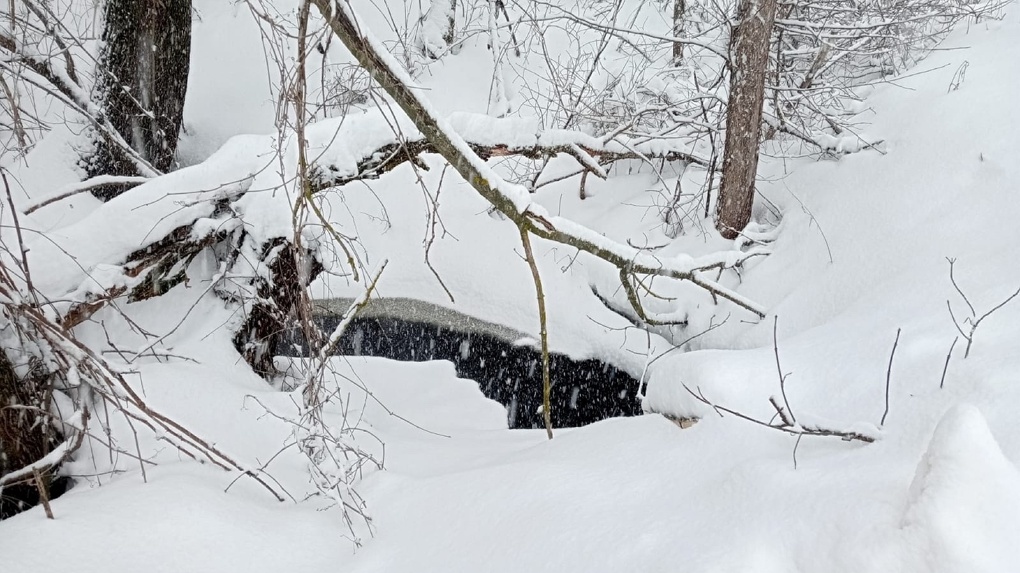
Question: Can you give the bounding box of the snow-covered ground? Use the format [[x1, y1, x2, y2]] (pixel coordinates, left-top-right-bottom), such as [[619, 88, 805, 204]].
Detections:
[[3, 2, 1020, 572]]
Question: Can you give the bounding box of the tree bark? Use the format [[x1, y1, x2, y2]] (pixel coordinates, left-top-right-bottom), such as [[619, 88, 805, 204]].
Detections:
[[715, 0, 778, 239], [234, 240, 324, 378], [672, 0, 686, 64], [86, 0, 192, 198]]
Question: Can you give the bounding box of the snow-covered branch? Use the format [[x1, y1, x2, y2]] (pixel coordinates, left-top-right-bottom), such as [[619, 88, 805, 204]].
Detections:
[[309, 112, 710, 193], [311, 0, 766, 318], [23, 175, 149, 215]]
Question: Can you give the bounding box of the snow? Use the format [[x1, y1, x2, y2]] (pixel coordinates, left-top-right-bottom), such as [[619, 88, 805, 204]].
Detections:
[[903, 405, 1020, 572], [3, 1, 1020, 572], [22, 133, 264, 299]]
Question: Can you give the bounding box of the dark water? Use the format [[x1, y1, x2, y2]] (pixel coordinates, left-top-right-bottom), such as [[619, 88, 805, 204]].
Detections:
[[281, 315, 642, 429]]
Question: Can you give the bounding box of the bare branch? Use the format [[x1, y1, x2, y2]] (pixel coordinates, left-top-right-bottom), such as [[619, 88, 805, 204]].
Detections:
[[945, 258, 1020, 358], [939, 336, 958, 390], [683, 384, 877, 443], [880, 328, 900, 427], [773, 315, 795, 423], [520, 225, 553, 439], [23, 175, 149, 215], [310, 0, 767, 319]]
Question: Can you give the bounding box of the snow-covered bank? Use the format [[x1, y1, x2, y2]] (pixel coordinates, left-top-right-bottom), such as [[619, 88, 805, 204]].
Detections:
[[4, 3, 1020, 573]]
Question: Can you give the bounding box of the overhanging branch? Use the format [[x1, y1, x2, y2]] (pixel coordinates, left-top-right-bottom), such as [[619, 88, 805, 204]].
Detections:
[[310, 0, 767, 318]]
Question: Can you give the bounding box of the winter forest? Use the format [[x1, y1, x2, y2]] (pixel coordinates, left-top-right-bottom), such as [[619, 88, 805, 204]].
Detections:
[[1, 0, 1019, 570]]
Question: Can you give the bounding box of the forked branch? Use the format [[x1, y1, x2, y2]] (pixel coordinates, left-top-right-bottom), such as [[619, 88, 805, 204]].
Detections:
[[945, 257, 1020, 358]]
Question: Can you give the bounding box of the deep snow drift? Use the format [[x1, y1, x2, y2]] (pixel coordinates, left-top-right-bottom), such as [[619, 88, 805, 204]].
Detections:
[[3, 2, 1020, 573]]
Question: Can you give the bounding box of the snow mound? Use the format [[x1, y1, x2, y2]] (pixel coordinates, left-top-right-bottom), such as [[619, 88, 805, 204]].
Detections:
[[903, 404, 1020, 573]]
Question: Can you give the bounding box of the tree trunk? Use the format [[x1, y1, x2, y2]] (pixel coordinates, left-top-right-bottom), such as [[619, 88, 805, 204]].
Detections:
[[234, 240, 323, 378], [672, 0, 686, 64], [715, 0, 778, 239], [86, 0, 192, 198]]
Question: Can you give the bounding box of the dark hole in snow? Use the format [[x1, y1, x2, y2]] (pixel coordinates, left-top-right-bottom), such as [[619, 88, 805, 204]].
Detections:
[[278, 315, 641, 429], [0, 475, 71, 521]]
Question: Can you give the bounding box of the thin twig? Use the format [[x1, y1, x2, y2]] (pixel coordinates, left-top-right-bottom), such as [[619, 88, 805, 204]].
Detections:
[[773, 315, 795, 423], [939, 336, 958, 389], [1, 168, 36, 303], [880, 328, 901, 427], [793, 434, 803, 470], [946, 258, 976, 316]]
